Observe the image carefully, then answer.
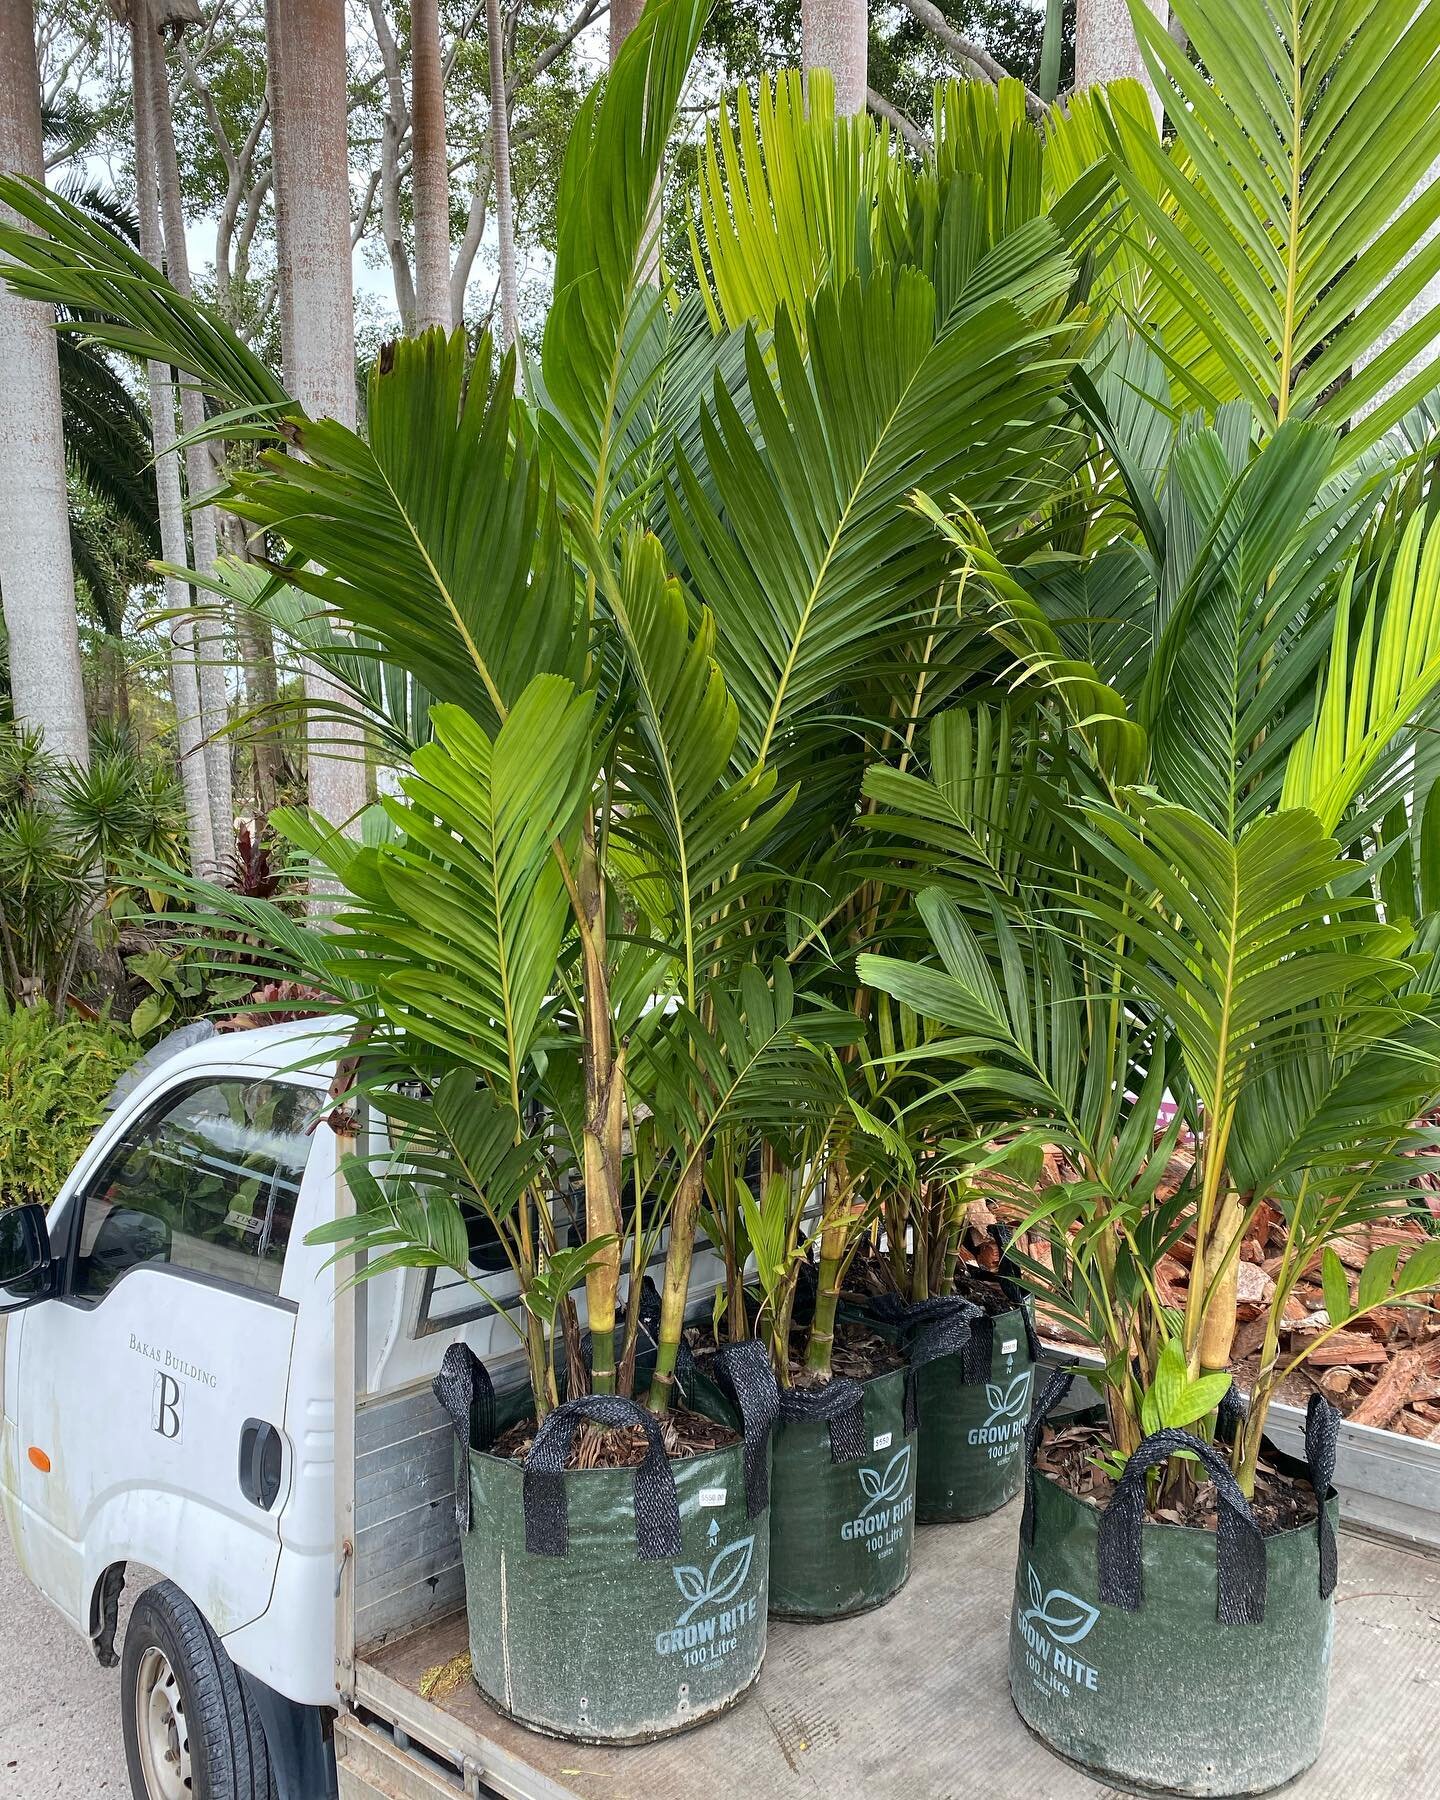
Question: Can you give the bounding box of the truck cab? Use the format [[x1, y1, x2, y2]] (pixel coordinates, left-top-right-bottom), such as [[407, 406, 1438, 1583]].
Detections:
[[0, 1017, 503, 1800]]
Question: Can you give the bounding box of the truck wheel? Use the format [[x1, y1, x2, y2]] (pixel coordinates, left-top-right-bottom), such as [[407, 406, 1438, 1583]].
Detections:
[[121, 1581, 277, 1800]]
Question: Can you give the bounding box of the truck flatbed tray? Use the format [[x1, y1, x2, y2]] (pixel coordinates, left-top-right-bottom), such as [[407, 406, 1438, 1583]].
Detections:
[[343, 1502, 1440, 1800]]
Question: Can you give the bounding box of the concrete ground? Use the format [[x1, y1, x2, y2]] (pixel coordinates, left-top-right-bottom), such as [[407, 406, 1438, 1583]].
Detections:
[[0, 1538, 132, 1797], [4, 1509, 1440, 1799]]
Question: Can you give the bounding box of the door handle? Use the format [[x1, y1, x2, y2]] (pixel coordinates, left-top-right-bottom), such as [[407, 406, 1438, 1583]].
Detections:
[[238, 1418, 284, 1511]]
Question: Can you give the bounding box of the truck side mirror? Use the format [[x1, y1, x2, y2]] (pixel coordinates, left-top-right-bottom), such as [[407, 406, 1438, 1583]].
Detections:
[[0, 1204, 55, 1311]]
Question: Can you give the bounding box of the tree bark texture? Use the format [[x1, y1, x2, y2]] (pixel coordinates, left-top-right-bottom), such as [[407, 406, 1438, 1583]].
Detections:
[[802, 0, 868, 118], [1075, 0, 1169, 123], [266, 0, 369, 843], [143, 4, 235, 855], [0, 0, 90, 769], [132, 7, 216, 874], [410, 0, 452, 333], [485, 0, 520, 357]]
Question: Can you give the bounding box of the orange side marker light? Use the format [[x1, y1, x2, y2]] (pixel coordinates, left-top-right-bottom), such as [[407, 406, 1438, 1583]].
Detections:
[[26, 1447, 50, 1473]]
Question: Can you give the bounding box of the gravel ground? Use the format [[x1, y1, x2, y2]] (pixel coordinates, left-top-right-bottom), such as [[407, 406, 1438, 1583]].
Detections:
[[0, 1537, 132, 1798]]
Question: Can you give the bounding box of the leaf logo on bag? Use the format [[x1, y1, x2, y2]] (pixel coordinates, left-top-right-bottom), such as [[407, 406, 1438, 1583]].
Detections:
[[984, 1370, 1033, 1427], [672, 1535, 756, 1626], [1021, 1562, 1099, 1646], [857, 1445, 912, 1506]]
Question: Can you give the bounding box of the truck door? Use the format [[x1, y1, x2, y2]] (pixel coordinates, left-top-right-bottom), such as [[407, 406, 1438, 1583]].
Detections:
[[13, 1072, 320, 1635]]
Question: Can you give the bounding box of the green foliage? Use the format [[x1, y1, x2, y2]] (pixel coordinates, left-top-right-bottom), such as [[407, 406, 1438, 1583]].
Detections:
[[0, 723, 188, 1012], [25, 0, 1440, 1469], [0, 1002, 137, 1208], [1113, 0, 1440, 454], [1138, 1339, 1231, 1437]]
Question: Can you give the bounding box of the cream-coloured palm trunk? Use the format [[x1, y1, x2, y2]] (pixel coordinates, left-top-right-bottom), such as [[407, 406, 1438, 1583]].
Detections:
[[485, 0, 520, 358], [1075, 0, 1170, 124], [141, 1, 235, 858], [801, 0, 868, 118], [132, 9, 216, 874], [265, 0, 369, 848], [0, 0, 90, 770]]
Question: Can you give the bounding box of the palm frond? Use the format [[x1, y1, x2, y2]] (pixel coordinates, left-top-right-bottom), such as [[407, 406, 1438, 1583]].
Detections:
[[1113, 0, 1440, 456]]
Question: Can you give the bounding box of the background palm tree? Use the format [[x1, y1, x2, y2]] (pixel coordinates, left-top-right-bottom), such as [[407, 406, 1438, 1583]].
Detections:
[[409, 0, 451, 334], [485, 0, 520, 355], [0, 0, 89, 769], [801, 0, 868, 114], [264, 0, 369, 847]]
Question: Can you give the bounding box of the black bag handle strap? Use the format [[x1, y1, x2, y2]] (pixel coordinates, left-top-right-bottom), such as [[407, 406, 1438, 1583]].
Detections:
[[960, 1311, 994, 1385], [777, 1374, 867, 1464], [897, 1297, 980, 1431], [1305, 1392, 1340, 1599], [1098, 1428, 1267, 1625], [990, 1224, 1042, 1363], [869, 1289, 988, 1397], [523, 1395, 682, 1561], [432, 1342, 497, 1534], [713, 1339, 781, 1518], [1020, 1365, 1074, 1547]]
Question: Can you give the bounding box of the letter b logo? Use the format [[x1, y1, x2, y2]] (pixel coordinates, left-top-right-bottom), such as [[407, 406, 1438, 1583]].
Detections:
[[153, 1372, 183, 1441]]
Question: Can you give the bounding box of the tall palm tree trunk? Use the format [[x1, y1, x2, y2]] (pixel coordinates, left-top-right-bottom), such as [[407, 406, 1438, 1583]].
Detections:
[[411, 0, 451, 333], [132, 7, 216, 874], [0, 0, 90, 770], [265, 0, 369, 844], [609, 0, 644, 56], [1075, 0, 1169, 122], [142, 2, 235, 857], [801, 0, 868, 117], [485, 0, 520, 359]]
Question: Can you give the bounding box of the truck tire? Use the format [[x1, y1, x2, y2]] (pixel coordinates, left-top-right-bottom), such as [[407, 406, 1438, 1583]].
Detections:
[[121, 1580, 277, 1800]]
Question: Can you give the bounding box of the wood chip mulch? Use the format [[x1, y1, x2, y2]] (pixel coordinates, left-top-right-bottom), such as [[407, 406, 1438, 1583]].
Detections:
[[492, 1408, 738, 1469], [1036, 1418, 1320, 1532]]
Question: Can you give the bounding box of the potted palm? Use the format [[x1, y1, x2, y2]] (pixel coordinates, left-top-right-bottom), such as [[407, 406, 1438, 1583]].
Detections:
[[699, 1090, 926, 1619], [0, 0, 814, 1743], [858, 347, 1440, 1800], [668, 62, 1126, 1617], [840, 1038, 1040, 1524], [854, 0, 1440, 1764], [8, 0, 1103, 1729]]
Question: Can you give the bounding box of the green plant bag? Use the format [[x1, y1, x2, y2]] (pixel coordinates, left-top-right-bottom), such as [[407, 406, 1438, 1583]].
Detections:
[[437, 1342, 776, 1744], [913, 1303, 1034, 1522], [766, 1363, 917, 1620], [1011, 1379, 1340, 1796], [861, 1284, 1038, 1523]]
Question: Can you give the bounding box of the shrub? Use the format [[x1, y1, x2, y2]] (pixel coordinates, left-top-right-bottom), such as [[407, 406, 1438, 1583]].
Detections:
[[0, 1003, 138, 1208]]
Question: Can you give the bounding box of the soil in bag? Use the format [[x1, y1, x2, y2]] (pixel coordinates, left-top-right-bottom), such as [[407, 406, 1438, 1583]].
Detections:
[[1010, 1376, 1341, 1797], [433, 1340, 779, 1745]]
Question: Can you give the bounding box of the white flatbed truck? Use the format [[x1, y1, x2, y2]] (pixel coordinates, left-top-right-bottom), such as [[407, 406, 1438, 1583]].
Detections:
[[1, 1019, 1437, 1799]]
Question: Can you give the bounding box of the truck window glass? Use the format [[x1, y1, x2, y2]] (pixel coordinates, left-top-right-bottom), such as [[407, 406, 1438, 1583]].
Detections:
[[72, 1078, 320, 1302]]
